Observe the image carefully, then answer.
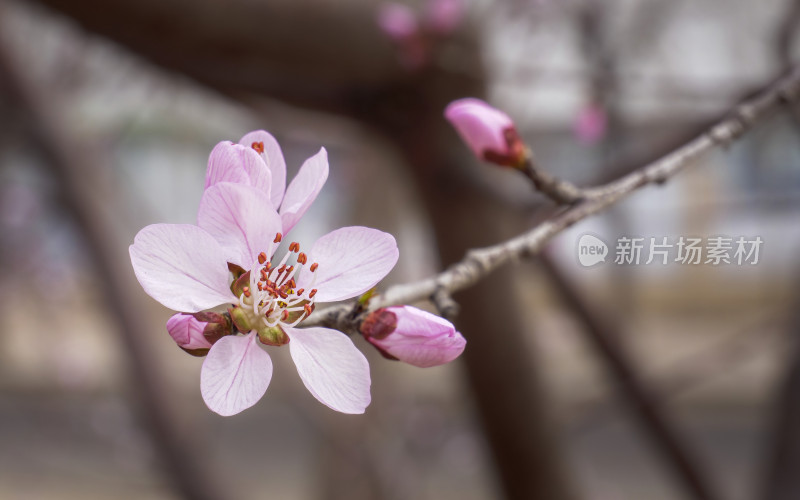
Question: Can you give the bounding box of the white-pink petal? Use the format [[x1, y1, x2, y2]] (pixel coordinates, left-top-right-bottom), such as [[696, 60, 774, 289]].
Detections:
[[129, 224, 235, 312], [197, 183, 282, 269], [279, 147, 329, 234], [286, 327, 371, 414], [239, 130, 287, 207], [205, 141, 270, 193], [297, 226, 399, 302], [200, 332, 273, 416]]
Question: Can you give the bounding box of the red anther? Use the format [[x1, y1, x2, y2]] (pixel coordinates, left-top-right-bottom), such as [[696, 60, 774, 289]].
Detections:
[[297, 252, 307, 264], [286, 279, 296, 290], [265, 262, 272, 271], [243, 286, 251, 298], [289, 242, 299, 252], [296, 288, 305, 296], [309, 289, 318, 298], [285, 265, 294, 275], [273, 233, 282, 243], [266, 307, 274, 316], [251, 141, 265, 154], [304, 304, 313, 315], [257, 252, 267, 265], [278, 290, 288, 299], [257, 282, 264, 291], [260, 269, 268, 280], [310, 262, 319, 272], [281, 310, 290, 321]]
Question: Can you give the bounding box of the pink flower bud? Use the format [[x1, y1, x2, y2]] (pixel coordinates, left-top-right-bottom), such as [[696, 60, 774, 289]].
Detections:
[[377, 3, 419, 41], [361, 306, 466, 368], [166, 313, 213, 353], [444, 98, 527, 168]]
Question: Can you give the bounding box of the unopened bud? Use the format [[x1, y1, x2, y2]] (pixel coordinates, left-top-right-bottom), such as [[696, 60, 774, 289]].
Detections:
[[360, 308, 398, 340], [166, 313, 212, 356], [444, 98, 527, 169], [361, 306, 466, 368], [193, 311, 233, 346]]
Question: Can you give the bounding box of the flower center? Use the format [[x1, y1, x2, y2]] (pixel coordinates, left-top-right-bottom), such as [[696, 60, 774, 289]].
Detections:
[[238, 232, 318, 333]]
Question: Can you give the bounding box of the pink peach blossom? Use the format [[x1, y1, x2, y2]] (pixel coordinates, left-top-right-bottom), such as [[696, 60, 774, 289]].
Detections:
[[130, 181, 398, 416], [205, 131, 328, 234], [361, 306, 466, 368]]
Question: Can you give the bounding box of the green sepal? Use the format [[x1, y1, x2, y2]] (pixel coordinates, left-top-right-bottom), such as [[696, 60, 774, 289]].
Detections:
[[230, 270, 251, 297], [358, 288, 376, 306], [257, 325, 290, 346], [228, 306, 253, 333]]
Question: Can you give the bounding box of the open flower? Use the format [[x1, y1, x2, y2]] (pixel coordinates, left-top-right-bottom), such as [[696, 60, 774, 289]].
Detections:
[[205, 130, 328, 234], [361, 306, 466, 367], [444, 98, 528, 168], [130, 181, 399, 416]]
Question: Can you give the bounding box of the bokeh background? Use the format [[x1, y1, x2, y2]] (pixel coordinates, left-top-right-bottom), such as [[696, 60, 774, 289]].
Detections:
[[1, 0, 800, 499]]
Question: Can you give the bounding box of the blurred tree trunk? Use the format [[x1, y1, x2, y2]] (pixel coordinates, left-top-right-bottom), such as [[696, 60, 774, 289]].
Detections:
[[28, 1, 577, 498], [370, 78, 577, 499]]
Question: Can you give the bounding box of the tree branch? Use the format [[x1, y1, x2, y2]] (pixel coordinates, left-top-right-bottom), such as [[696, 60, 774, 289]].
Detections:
[[307, 64, 800, 331]]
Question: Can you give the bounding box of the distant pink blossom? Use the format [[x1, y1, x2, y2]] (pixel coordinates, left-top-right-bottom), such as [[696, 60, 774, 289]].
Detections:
[[377, 3, 419, 41], [424, 0, 463, 35], [376, 3, 435, 70], [573, 103, 608, 145], [205, 130, 328, 235], [361, 306, 466, 368], [444, 98, 527, 168], [131, 170, 399, 416]]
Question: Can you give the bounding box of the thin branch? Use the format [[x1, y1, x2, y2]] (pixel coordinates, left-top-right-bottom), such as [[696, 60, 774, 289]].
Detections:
[[520, 154, 585, 204], [306, 64, 800, 331]]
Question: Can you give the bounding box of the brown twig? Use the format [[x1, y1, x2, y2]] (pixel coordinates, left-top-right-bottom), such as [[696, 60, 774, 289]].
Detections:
[[306, 64, 800, 330], [520, 154, 585, 204]]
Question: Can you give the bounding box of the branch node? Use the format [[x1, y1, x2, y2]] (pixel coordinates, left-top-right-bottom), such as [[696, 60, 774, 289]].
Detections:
[[431, 288, 460, 320]]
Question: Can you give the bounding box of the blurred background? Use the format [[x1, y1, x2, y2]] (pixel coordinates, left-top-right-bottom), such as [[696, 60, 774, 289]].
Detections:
[[0, 0, 799, 499]]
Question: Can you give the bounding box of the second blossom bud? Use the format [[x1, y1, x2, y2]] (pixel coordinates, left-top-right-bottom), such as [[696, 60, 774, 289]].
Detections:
[[444, 98, 527, 169], [360, 306, 466, 368], [166, 312, 231, 357]]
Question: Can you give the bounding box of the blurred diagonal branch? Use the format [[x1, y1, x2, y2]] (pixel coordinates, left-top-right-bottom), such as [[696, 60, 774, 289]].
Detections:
[[0, 18, 228, 500], [538, 254, 722, 500], [760, 261, 800, 500], [308, 64, 800, 331]]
